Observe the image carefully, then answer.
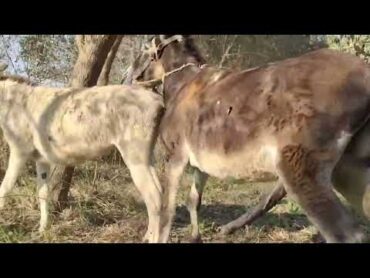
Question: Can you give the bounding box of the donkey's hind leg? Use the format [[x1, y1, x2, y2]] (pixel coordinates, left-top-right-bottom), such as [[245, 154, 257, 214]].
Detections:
[[186, 167, 208, 242], [277, 145, 365, 243], [0, 149, 27, 209], [143, 165, 162, 242], [116, 142, 162, 243], [219, 182, 286, 235], [36, 161, 51, 233]]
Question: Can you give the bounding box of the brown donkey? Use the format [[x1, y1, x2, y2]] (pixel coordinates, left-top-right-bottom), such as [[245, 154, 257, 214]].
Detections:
[[129, 35, 370, 243]]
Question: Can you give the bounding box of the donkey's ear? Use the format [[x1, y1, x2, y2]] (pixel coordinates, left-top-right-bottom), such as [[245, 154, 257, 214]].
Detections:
[[0, 62, 8, 72], [159, 35, 184, 42]]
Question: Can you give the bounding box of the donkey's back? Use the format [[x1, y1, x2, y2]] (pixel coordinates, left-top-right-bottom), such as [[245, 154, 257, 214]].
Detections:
[[4, 83, 164, 165]]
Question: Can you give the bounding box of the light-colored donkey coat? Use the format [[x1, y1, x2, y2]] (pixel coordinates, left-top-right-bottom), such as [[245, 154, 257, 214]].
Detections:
[[0, 64, 164, 242]]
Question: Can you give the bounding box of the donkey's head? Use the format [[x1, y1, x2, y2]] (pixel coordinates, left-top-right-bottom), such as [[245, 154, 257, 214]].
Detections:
[[125, 35, 206, 103], [123, 37, 159, 87], [127, 35, 205, 87]]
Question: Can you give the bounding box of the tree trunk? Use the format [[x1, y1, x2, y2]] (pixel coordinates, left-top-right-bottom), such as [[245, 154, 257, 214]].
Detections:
[[50, 35, 121, 212], [97, 35, 123, 86]]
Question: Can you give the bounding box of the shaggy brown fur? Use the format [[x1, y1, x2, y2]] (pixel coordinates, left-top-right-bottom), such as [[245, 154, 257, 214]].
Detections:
[[131, 35, 370, 243]]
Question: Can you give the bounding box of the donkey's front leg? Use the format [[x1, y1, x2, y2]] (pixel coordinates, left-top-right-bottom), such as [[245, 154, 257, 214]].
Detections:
[[36, 161, 51, 233], [159, 155, 188, 243], [0, 149, 27, 209]]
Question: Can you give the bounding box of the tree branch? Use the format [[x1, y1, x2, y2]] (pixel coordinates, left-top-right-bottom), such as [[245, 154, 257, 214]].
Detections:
[[97, 35, 123, 86]]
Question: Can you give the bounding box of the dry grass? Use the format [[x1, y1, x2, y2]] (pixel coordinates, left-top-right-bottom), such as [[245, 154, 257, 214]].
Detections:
[[0, 142, 369, 243]]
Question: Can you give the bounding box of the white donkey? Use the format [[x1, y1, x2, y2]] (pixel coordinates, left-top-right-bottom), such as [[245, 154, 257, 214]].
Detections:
[[0, 63, 164, 242]]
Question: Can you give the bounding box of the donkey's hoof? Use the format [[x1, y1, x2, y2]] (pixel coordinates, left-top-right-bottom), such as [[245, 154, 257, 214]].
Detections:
[[312, 233, 325, 243], [190, 235, 203, 243], [38, 223, 50, 234], [142, 236, 150, 243], [350, 231, 366, 243], [217, 225, 233, 236], [142, 230, 154, 243]]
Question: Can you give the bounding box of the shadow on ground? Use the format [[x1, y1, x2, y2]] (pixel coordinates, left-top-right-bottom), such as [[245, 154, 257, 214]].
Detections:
[[173, 203, 311, 233]]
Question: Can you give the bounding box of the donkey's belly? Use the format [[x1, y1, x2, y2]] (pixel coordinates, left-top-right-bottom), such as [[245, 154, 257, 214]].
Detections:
[[188, 143, 279, 180], [54, 143, 114, 164], [34, 136, 114, 165]]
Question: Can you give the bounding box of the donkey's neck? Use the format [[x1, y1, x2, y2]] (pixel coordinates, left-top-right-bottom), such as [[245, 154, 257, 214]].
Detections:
[[0, 80, 32, 97], [0, 81, 33, 115], [158, 39, 206, 104], [163, 65, 201, 103]]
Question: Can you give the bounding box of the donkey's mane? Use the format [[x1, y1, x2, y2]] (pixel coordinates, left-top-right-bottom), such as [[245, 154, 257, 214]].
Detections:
[[0, 74, 35, 86], [182, 36, 206, 64]]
